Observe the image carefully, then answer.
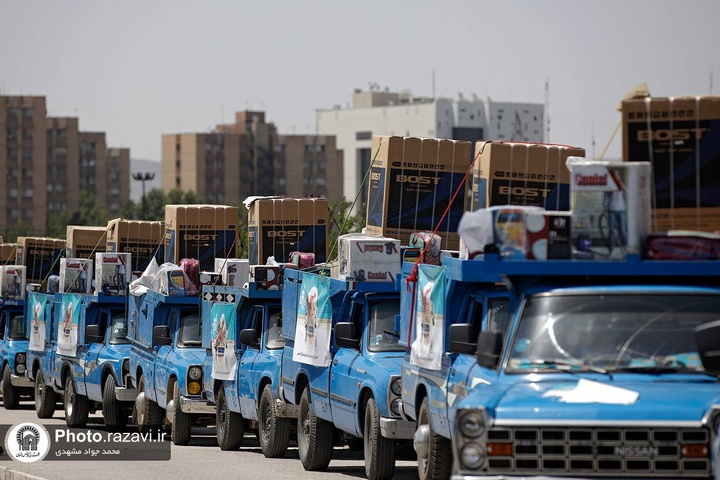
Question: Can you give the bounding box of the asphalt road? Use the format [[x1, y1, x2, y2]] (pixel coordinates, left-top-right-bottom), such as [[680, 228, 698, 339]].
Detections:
[[0, 398, 421, 480]]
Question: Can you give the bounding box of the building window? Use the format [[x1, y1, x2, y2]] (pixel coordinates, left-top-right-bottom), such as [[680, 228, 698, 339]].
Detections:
[[7, 108, 18, 118], [22, 108, 33, 118], [355, 131, 372, 141], [22, 148, 32, 158]]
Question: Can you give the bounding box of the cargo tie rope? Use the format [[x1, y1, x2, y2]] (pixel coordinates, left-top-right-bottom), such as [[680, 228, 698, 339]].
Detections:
[[212, 206, 247, 288]]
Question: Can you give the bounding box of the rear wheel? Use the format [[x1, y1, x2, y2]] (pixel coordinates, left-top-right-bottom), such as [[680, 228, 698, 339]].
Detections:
[[364, 397, 396, 480], [416, 397, 451, 480], [170, 381, 192, 445], [297, 386, 333, 471], [34, 370, 56, 419], [102, 376, 127, 432], [2, 364, 20, 409], [136, 375, 163, 434], [216, 387, 243, 450], [64, 376, 90, 427], [259, 384, 290, 458]]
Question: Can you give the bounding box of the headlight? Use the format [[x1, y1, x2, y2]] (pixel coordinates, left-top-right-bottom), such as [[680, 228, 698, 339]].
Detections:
[[188, 366, 202, 381], [390, 377, 402, 396], [460, 443, 486, 469], [16, 353, 26, 364], [459, 411, 486, 438], [390, 398, 402, 416]]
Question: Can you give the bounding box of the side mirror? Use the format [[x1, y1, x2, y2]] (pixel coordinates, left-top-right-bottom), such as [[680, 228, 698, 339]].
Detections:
[[696, 320, 720, 373], [449, 323, 476, 354], [239, 328, 259, 348], [476, 331, 503, 370], [85, 324, 104, 344], [335, 322, 360, 350], [152, 325, 172, 346]]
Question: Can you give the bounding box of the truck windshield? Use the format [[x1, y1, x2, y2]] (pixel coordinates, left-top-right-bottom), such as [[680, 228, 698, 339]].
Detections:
[[109, 313, 129, 345], [507, 293, 720, 374], [266, 306, 285, 350], [8, 314, 26, 340], [368, 299, 403, 352], [178, 312, 202, 347]]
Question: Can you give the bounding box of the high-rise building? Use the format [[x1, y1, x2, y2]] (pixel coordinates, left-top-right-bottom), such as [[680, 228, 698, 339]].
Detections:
[[46, 117, 80, 215], [276, 134, 343, 204], [316, 87, 545, 206], [106, 148, 130, 214]]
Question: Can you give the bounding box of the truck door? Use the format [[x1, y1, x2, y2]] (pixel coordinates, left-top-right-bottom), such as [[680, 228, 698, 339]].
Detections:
[[83, 309, 109, 400], [154, 307, 178, 406], [237, 305, 263, 420]]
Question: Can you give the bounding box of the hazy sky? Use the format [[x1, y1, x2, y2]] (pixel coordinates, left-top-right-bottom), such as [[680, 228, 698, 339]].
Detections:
[[2, 1, 718, 164]]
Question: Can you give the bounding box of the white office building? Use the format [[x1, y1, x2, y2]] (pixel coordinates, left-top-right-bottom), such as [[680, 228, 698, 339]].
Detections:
[[316, 87, 545, 205]]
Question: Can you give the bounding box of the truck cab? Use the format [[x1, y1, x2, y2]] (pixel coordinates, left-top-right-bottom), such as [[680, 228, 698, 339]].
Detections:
[[200, 283, 288, 456], [451, 253, 720, 480], [128, 289, 214, 445], [280, 268, 415, 480], [0, 296, 33, 408]]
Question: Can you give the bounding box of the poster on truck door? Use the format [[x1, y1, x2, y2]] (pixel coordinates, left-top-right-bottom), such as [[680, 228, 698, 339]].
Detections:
[[57, 295, 81, 356], [211, 303, 237, 380], [292, 274, 333, 367], [28, 293, 50, 352], [410, 264, 446, 370]]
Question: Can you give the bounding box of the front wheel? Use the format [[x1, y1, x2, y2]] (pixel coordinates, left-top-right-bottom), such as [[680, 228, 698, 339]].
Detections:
[[297, 386, 333, 471], [364, 397, 396, 480], [102, 376, 127, 432], [258, 384, 290, 458], [35, 370, 57, 419], [416, 397, 452, 480], [64, 376, 90, 427], [2, 364, 20, 409], [170, 381, 192, 445], [216, 387, 243, 450]]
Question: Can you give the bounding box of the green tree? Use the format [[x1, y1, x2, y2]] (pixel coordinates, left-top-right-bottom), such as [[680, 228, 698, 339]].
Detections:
[[326, 198, 366, 261]]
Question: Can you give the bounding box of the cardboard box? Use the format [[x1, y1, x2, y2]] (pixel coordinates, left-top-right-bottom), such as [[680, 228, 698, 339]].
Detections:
[[106, 219, 164, 272], [365, 136, 472, 250], [525, 211, 573, 260], [250, 265, 280, 290], [337, 233, 401, 282], [95, 253, 132, 295], [1, 244, 18, 264], [471, 141, 586, 212], [214, 258, 249, 288], [16, 237, 66, 285], [0, 265, 26, 300], [164, 204, 238, 271], [59, 258, 93, 294], [66, 226, 107, 260], [622, 95, 720, 232], [567, 157, 652, 259], [247, 197, 328, 265]]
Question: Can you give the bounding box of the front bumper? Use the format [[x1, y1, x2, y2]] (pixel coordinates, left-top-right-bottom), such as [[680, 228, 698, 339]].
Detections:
[[380, 417, 416, 439], [115, 385, 138, 402], [179, 395, 216, 415], [11, 373, 33, 388]]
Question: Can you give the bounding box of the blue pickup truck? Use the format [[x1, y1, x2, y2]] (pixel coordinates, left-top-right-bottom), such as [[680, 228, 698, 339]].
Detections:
[[128, 288, 215, 444], [279, 268, 415, 480], [200, 283, 289, 456], [26, 291, 61, 419], [398, 259, 510, 480], [0, 296, 33, 409], [447, 253, 720, 480]]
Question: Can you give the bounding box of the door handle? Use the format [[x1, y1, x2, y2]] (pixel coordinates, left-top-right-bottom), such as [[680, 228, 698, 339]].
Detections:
[[333, 359, 338, 366]]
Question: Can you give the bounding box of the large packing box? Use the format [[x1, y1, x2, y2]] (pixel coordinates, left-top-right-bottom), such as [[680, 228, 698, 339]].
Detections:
[[622, 95, 720, 232], [471, 141, 586, 212], [0, 265, 26, 300], [337, 233, 401, 282], [164, 204, 238, 271], [66, 225, 107, 259], [59, 258, 93, 294], [1, 243, 18, 264], [247, 197, 328, 265], [567, 157, 652, 259], [365, 136, 472, 250], [95, 252, 132, 295], [106, 219, 164, 273], [16, 237, 65, 285], [214, 258, 249, 288]]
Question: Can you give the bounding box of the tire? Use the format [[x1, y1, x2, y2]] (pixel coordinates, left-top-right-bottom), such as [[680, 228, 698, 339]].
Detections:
[[216, 387, 244, 450], [103, 376, 128, 432], [64, 375, 90, 427], [2, 364, 20, 409], [136, 375, 163, 434], [259, 384, 290, 458], [35, 370, 57, 419], [364, 397, 396, 480], [170, 381, 192, 445], [297, 386, 333, 471], [416, 397, 452, 480]]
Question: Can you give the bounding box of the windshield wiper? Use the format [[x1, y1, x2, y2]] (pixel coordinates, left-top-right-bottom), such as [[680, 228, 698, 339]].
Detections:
[[611, 365, 696, 374], [383, 330, 400, 338], [528, 359, 610, 376]]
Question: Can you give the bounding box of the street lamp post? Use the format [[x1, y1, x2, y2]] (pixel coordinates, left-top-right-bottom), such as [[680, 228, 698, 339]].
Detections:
[[132, 172, 156, 220]]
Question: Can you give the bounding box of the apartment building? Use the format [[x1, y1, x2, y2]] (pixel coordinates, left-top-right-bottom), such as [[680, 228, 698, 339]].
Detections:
[[106, 148, 130, 213], [276, 134, 343, 204]]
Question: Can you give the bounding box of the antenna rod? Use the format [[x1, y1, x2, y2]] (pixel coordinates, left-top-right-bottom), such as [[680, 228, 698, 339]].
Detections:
[[544, 78, 550, 143]]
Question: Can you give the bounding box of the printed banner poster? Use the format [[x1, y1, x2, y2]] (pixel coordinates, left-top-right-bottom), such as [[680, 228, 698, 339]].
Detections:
[[28, 293, 50, 352], [57, 295, 81, 356], [410, 264, 446, 370], [292, 274, 333, 367], [211, 302, 237, 380]]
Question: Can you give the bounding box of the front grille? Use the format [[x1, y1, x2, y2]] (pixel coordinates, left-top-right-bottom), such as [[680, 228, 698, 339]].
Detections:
[[486, 427, 711, 477]]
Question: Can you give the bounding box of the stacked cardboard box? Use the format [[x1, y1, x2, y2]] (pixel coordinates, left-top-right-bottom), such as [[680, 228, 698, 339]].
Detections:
[[95, 252, 132, 295], [16, 237, 66, 286], [0, 265, 26, 300], [106, 219, 165, 273], [622, 95, 720, 232], [337, 233, 401, 282], [247, 197, 328, 265], [365, 136, 472, 250], [66, 225, 107, 260], [214, 258, 249, 288], [59, 258, 93, 294], [1, 244, 18, 264]]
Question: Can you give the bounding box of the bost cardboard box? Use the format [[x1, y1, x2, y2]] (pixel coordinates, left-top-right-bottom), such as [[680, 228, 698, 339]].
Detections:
[[95, 252, 132, 295], [337, 233, 400, 283], [567, 157, 652, 259], [106, 219, 164, 273], [1, 243, 18, 263], [164, 204, 238, 272], [16, 237, 66, 285], [0, 265, 26, 300], [622, 95, 720, 232], [471, 141, 586, 212], [365, 136, 472, 250], [247, 197, 328, 265], [214, 258, 249, 288], [66, 225, 107, 260], [59, 258, 93, 294]]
